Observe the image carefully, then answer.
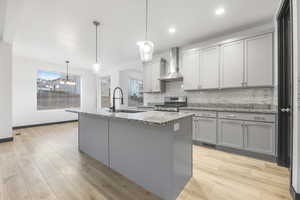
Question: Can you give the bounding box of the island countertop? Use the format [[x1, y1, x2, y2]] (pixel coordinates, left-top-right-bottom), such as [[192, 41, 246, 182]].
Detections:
[[66, 108, 194, 125]]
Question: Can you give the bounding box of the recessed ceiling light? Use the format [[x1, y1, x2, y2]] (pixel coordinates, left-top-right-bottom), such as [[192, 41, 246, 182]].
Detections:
[[215, 8, 225, 16], [169, 27, 176, 34]]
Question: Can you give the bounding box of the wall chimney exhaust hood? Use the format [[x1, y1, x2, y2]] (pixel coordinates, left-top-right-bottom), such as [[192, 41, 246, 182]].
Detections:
[[159, 47, 183, 81]]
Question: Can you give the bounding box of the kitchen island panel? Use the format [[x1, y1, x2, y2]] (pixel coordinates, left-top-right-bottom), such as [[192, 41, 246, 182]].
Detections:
[[109, 117, 193, 200], [79, 114, 109, 166]]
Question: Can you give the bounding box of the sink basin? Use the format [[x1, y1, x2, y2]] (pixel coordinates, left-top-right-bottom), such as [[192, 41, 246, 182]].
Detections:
[[113, 109, 145, 114]]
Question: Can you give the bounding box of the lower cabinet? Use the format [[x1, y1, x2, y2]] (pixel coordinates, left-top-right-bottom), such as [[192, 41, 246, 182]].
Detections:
[[244, 122, 275, 155], [217, 119, 276, 156], [184, 109, 277, 158], [218, 119, 244, 149], [193, 117, 217, 144]]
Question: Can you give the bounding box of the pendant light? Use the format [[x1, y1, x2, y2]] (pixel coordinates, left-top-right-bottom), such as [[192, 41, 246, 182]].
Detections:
[[93, 21, 101, 73], [137, 0, 154, 62], [60, 61, 76, 85]]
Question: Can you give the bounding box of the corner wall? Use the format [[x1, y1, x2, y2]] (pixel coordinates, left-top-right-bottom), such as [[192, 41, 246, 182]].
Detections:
[[292, 0, 300, 193], [0, 41, 12, 139], [12, 56, 97, 127]]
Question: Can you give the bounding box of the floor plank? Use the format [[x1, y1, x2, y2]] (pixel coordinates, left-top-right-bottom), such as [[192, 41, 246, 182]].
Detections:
[[0, 122, 291, 200]]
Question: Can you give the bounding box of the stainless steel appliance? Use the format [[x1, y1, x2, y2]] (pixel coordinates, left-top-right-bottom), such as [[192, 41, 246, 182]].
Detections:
[[159, 47, 183, 81], [155, 96, 187, 112]]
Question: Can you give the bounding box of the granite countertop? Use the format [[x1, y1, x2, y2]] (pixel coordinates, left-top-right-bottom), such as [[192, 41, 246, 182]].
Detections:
[[180, 107, 277, 114], [66, 108, 194, 126]]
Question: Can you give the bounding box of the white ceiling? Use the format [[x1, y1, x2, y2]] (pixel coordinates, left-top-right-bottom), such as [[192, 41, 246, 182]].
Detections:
[[12, 0, 279, 69]]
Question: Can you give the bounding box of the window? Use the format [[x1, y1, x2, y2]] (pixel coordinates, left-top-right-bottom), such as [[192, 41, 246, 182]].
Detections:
[[128, 79, 143, 106], [37, 70, 81, 110], [100, 76, 111, 108]]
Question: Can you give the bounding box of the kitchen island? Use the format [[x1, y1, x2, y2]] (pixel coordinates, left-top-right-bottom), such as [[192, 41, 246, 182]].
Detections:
[[67, 108, 193, 200]]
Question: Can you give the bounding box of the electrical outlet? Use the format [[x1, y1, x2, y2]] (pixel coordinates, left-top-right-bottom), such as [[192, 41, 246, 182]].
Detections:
[[174, 123, 180, 132]]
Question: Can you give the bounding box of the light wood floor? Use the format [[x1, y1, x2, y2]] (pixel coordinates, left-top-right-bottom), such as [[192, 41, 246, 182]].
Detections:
[[0, 122, 292, 200]]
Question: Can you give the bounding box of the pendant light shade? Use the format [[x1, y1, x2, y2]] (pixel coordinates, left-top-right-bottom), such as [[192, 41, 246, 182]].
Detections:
[[137, 41, 154, 62], [137, 0, 154, 62], [93, 21, 101, 72]]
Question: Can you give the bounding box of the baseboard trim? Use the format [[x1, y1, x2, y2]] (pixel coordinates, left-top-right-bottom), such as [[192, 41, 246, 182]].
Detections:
[[0, 137, 13, 143], [13, 120, 78, 129], [290, 185, 300, 200], [193, 140, 276, 162]]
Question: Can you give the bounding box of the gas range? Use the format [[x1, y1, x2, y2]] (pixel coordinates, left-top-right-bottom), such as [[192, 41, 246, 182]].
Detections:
[[154, 97, 187, 112]]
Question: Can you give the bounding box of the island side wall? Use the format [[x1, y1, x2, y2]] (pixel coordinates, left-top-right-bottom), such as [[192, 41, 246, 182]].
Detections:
[[78, 113, 110, 166]]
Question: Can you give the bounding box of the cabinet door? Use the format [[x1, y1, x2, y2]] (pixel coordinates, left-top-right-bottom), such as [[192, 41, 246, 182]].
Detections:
[[221, 40, 244, 88], [244, 122, 275, 155], [218, 119, 244, 149], [143, 62, 152, 93], [182, 50, 200, 90], [199, 46, 220, 89], [151, 61, 161, 92], [194, 117, 217, 144], [245, 33, 273, 87]]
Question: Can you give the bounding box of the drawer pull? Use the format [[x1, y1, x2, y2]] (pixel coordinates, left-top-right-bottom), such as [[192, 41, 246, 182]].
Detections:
[[225, 114, 236, 118], [254, 116, 265, 121]]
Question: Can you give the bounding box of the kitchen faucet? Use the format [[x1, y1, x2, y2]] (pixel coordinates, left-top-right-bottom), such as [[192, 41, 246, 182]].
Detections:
[[111, 87, 124, 112]]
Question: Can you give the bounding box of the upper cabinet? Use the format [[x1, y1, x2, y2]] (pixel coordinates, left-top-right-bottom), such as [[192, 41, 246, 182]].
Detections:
[[143, 59, 166, 93], [199, 46, 220, 89], [182, 50, 200, 90], [220, 40, 245, 88], [245, 33, 273, 87]]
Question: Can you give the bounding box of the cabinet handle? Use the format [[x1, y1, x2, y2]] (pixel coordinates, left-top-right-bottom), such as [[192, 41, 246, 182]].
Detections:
[[225, 114, 236, 118], [254, 116, 265, 121]]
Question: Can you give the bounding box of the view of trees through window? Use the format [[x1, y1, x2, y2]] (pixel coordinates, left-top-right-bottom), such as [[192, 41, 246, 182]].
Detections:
[[37, 70, 81, 110], [128, 79, 143, 106]]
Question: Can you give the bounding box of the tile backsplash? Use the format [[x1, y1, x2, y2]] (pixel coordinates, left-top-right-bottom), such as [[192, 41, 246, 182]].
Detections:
[[144, 81, 275, 106]]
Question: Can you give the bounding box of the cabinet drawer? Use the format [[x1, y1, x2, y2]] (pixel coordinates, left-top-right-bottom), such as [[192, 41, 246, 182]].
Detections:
[[219, 112, 275, 122], [181, 110, 217, 118]]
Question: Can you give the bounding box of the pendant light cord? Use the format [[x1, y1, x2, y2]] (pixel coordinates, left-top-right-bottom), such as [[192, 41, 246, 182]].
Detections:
[[145, 0, 149, 40], [96, 24, 98, 63], [66, 61, 69, 81]]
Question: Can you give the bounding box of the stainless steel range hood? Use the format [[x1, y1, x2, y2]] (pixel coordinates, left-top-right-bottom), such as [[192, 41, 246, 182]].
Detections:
[[159, 47, 183, 81]]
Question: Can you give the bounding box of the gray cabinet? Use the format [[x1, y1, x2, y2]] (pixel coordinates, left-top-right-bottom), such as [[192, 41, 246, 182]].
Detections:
[[218, 119, 244, 149], [182, 50, 200, 90], [217, 112, 276, 156], [143, 59, 166, 93], [194, 117, 217, 144], [220, 40, 244, 88], [244, 122, 275, 155], [199, 46, 220, 89], [245, 33, 273, 87], [181, 108, 277, 159]]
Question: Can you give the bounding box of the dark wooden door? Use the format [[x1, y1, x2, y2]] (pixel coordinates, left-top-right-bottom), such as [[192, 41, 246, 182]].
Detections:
[[277, 0, 293, 172]]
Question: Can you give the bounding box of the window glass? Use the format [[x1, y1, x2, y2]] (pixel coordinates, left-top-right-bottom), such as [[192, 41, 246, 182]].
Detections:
[[37, 70, 81, 110], [128, 79, 143, 106]]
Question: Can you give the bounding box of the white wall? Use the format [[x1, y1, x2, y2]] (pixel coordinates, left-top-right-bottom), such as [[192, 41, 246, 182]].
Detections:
[[0, 41, 12, 139], [292, 0, 300, 193], [12, 56, 97, 127]]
